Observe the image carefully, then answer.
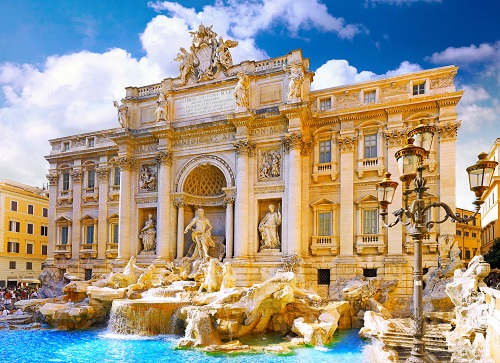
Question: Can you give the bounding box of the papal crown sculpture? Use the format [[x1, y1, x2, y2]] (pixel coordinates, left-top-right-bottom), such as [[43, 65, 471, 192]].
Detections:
[[174, 24, 239, 85]]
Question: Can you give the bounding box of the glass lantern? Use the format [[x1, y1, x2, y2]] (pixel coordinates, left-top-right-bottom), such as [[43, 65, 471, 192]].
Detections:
[[466, 152, 498, 200], [407, 120, 436, 156], [395, 138, 426, 188]]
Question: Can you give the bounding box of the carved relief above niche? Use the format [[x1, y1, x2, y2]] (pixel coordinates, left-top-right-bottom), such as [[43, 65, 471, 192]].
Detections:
[[258, 147, 282, 182], [139, 164, 158, 192]]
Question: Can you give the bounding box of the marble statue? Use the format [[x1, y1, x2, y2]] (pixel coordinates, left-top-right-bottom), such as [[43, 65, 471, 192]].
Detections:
[[174, 47, 196, 85], [105, 257, 141, 289], [128, 264, 156, 293], [220, 262, 236, 290], [184, 208, 215, 260], [139, 213, 156, 253], [139, 165, 157, 191], [287, 62, 304, 101], [216, 36, 238, 70], [113, 99, 129, 128], [155, 89, 169, 122], [233, 72, 249, 109], [258, 204, 282, 250]]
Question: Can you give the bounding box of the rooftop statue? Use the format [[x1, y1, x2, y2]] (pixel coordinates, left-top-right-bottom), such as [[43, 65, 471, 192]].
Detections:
[[174, 24, 238, 85], [113, 99, 129, 128], [286, 62, 304, 101]]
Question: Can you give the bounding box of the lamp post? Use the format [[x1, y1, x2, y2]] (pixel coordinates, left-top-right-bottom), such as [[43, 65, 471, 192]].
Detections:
[[375, 121, 498, 363]]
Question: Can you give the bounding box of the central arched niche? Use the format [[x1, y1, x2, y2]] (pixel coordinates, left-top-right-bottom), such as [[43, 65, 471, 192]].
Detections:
[[182, 163, 228, 252]]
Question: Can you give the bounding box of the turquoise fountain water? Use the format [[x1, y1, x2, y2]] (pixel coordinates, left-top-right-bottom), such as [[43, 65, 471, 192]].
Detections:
[[0, 328, 368, 363]]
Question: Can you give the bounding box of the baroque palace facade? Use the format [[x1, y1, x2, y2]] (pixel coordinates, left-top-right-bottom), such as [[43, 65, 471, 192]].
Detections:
[[44, 26, 461, 298]]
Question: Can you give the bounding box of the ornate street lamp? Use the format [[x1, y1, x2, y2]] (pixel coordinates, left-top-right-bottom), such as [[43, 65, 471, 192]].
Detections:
[[376, 122, 498, 363]]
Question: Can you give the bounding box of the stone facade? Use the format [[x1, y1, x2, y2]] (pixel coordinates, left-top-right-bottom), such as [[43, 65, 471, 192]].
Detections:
[[481, 138, 500, 254], [455, 207, 482, 264], [44, 26, 462, 301]]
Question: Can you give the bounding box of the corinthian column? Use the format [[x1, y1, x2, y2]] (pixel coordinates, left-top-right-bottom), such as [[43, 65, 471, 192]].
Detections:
[[96, 165, 109, 260], [155, 151, 172, 263], [233, 139, 254, 258], [117, 156, 135, 262], [70, 168, 83, 262], [283, 133, 303, 255], [45, 172, 58, 266], [223, 194, 235, 259], [175, 200, 185, 259]]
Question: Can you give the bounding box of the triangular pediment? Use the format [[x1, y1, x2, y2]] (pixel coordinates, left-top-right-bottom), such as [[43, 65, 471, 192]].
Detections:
[[355, 195, 378, 205], [55, 216, 72, 224], [80, 214, 97, 222], [311, 197, 337, 207]]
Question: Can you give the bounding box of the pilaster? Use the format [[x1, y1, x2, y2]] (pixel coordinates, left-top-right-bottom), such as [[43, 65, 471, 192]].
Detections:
[[338, 134, 356, 256]]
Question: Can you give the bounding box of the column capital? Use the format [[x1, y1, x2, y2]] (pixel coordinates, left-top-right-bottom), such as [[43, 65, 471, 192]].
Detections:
[[96, 166, 109, 180], [117, 156, 136, 170], [173, 198, 185, 208], [282, 132, 303, 153], [384, 129, 407, 148], [46, 172, 58, 186], [233, 139, 256, 156], [155, 150, 172, 166], [70, 169, 83, 183], [338, 135, 357, 152], [437, 121, 461, 141]]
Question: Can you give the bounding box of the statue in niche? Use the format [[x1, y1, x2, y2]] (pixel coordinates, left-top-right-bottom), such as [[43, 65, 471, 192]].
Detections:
[[184, 208, 215, 260], [113, 99, 129, 128], [259, 150, 281, 180], [258, 204, 282, 251], [174, 47, 196, 85], [139, 213, 156, 253], [139, 165, 157, 191], [155, 89, 169, 123], [216, 36, 238, 70], [234, 72, 249, 109], [286, 62, 304, 101]]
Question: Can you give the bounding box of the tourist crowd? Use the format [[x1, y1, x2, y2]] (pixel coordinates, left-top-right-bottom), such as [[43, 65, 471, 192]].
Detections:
[[0, 287, 38, 315]]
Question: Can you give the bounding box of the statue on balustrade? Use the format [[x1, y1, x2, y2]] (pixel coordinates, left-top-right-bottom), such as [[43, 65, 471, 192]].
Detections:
[[139, 213, 156, 253], [258, 204, 282, 251]]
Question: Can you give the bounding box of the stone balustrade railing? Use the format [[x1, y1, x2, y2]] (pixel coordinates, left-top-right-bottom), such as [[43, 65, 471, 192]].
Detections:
[[481, 286, 500, 363]]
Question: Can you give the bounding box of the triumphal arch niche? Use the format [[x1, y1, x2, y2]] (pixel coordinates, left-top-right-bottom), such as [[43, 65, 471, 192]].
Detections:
[[46, 23, 463, 298]]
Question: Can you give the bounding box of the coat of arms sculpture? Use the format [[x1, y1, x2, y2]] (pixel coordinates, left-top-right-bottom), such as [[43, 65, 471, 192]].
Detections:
[[174, 24, 238, 86]]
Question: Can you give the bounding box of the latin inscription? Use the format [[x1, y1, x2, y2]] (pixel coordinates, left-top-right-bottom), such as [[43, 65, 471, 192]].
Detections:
[[173, 133, 234, 147], [250, 124, 288, 136], [175, 89, 235, 119]]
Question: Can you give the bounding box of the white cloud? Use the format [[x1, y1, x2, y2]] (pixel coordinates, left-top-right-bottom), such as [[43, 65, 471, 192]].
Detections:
[[426, 42, 499, 65], [149, 0, 364, 40], [311, 60, 422, 90], [458, 85, 490, 106]]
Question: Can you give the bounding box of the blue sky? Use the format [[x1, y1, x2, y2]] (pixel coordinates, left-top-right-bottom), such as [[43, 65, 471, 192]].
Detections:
[[0, 0, 499, 210]]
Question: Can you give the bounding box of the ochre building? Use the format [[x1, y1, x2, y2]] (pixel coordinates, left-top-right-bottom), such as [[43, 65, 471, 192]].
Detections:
[[44, 26, 462, 299], [0, 180, 49, 287], [481, 138, 500, 254]]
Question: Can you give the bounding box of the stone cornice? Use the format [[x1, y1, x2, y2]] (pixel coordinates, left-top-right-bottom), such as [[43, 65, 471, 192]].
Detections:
[[226, 110, 255, 127]]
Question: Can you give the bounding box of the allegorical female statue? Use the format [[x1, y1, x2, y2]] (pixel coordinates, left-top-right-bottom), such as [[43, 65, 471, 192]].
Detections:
[[258, 204, 282, 251], [139, 213, 156, 253]]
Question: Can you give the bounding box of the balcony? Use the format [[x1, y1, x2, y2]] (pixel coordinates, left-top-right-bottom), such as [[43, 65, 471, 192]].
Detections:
[[312, 161, 338, 182], [106, 242, 118, 259], [83, 187, 98, 203], [79, 243, 97, 259], [57, 190, 73, 205], [54, 243, 71, 259], [310, 235, 339, 256], [355, 233, 385, 254], [356, 157, 385, 179], [109, 185, 120, 201]]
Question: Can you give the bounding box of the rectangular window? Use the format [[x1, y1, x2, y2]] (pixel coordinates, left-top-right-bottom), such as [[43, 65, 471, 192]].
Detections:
[[26, 262, 33, 270], [464, 231, 469, 237], [7, 242, 20, 253], [9, 261, 16, 269], [363, 209, 378, 234], [318, 212, 332, 236], [62, 173, 70, 191], [320, 98, 331, 111], [27, 204, 34, 215], [319, 140, 332, 164], [11, 201, 18, 211], [61, 226, 69, 245], [412, 82, 425, 95], [41, 226, 48, 236], [88, 138, 95, 147], [364, 91, 376, 104], [465, 250, 471, 259], [87, 169, 95, 188], [85, 269, 93, 281], [363, 268, 378, 277], [113, 223, 119, 244], [42, 245, 48, 255], [63, 142, 70, 151], [472, 232, 477, 238], [456, 230, 461, 236], [317, 269, 331, 285], [472, 219, 476, 226], [43, 208, 48, 217], [9, 221, 20, 232], [86, 225, 94, 244], [364, 134, 377, 158], [26, 243, 33, 254], [114, 166, 121, 186], [27, 223, 34, 234]]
